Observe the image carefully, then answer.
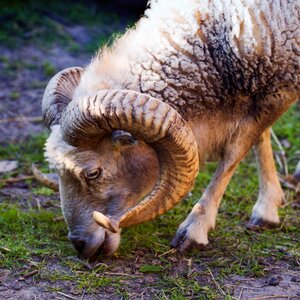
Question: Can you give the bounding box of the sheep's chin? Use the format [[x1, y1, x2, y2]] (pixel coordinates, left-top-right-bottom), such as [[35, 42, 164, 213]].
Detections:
[[101, 231, 121, 255]]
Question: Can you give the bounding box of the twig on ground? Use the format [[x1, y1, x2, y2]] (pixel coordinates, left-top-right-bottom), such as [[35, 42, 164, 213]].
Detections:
[[131, 255, 140, 274], [49, 202, 61, 208], [279, 175, 300, 192], [250, 296, 289, 300], [0, 116, 43, 124], [91, 262, 109, 270], [279, 214, 288, 230], [281, 190, 293, 208], [185, 258, 195, 278], [153, 241, 169, 248], [22, 269, 39, 279], [67, 256, 93, 270], [204, 264, 237, 299], [32, 163, 59, 191], [0, 246, 12, 253], [224, 284, 266, 290], [284, 270, 300, 276], [139, 286, 151, 300], [244, 229, 259, 242], [0, 175, 34, 184], [103, 272, 142, 277], [35, 197, 41, 211], [19, 270, 39, 280], [158, 248, 176, 257], [56, 291, 77, 300], [238, 287, 244, 300]]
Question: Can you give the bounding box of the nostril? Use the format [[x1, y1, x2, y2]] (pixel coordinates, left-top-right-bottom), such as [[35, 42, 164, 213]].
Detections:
[[68, 229, 106, 259], [73, 239, 86, 253], [69, 236, 86, 253]]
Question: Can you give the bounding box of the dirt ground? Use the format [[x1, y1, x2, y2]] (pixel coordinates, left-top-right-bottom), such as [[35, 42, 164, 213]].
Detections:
[[0, 43, 88, 144], [0, 265, 299, 300], [0, 10, 299, 300]]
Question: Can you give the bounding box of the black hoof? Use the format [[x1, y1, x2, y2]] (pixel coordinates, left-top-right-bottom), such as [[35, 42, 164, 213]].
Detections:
[[246, 217, 279, 231], [171, 230, 187, 249], [171, 231, 207, 253]]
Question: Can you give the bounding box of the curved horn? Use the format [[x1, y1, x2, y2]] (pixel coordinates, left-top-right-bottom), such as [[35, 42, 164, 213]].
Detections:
[[42, 67, 84, 128], [61, 90, 199, 229]]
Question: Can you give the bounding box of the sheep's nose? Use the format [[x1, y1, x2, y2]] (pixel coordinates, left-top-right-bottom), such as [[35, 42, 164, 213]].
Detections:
[[67, 228, 106, 258], [68, 234, 86, 254]]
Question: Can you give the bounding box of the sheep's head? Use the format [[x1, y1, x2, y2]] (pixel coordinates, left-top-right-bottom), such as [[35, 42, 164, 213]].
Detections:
[[38, 67, 199, 258]]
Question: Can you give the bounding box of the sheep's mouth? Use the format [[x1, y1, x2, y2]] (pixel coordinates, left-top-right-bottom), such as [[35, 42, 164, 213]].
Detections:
[[86, 234, 117, 260], [71, 229, 121, 259]]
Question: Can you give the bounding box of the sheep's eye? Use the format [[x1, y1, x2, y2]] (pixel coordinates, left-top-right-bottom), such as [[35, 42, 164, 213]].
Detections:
[[85, 169, 101, 180]]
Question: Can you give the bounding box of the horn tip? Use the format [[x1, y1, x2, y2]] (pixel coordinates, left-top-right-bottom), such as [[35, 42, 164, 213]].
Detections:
[[93, 211, 119, 233]]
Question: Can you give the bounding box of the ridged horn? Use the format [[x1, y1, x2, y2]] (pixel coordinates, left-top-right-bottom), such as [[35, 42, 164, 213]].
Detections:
[[60, 90, 199, 229], [42, 67, 84, 127]]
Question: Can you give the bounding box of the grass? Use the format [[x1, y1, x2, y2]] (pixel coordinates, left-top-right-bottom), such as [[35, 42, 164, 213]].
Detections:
[[0, 132, 49, 175], [42, 61, 57, 77], [0, 104, 299, 298], [0, 0, 132, 54], [0, 205, 71, 269]]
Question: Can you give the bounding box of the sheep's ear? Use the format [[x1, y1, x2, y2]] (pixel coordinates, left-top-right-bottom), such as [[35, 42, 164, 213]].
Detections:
[[112, 130, 138, 147]]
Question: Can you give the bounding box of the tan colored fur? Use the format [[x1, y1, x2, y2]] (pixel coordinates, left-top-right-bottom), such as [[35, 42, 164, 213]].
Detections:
[[47, 132, 159, 258]]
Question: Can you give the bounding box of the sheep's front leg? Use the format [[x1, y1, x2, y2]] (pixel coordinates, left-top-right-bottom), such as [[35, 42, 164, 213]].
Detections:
[[248, 128, 285, 228], [171, 137, 253, 252]]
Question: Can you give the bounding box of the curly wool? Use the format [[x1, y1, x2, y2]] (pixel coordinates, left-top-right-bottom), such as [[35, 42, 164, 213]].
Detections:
[[45, 125, 77, 174], [75, 0, 299, 119]]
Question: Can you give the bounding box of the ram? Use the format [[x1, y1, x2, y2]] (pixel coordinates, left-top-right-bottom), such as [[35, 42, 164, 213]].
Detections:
[[36, 0, 299, 258]]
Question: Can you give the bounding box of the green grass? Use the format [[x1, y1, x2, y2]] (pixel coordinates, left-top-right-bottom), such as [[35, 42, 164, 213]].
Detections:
[[32, 186, 55, 196], [0, 132, 49, 175], [140, 265, 164, 273], [42, 61, 57, 77], [0, 205, 70, 268], [0, 105, 299, 297], [0, 0, 130, 54]]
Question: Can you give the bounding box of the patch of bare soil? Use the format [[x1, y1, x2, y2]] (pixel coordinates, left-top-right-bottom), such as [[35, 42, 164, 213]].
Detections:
[[1, 249, 300, 299], [225, 267, 300, 299], [0, 42, 88, 144]]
